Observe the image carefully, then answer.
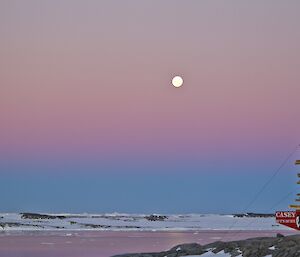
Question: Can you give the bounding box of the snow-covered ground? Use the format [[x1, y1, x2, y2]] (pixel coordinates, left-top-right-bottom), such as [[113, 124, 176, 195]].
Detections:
[[187, 252, 232, 257], [187, 252, 271, 257], [0, 213, 288, 231]]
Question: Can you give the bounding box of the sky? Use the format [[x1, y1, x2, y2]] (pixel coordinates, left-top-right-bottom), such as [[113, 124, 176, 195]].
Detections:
[[1, 0, 300, 214]]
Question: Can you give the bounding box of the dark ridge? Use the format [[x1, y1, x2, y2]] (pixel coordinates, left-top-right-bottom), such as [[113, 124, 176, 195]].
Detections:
[[233, 213, 275, 218], [20, 213, 67, 220], [79, 223, 141, 229], [0, 222, 44, 229]]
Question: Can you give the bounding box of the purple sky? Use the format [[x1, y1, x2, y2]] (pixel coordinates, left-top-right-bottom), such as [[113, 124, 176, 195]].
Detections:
[[1, 1, 300, 213]]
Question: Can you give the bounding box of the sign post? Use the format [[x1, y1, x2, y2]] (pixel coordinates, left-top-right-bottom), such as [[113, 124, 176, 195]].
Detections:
[[276, 160, 300, 231]]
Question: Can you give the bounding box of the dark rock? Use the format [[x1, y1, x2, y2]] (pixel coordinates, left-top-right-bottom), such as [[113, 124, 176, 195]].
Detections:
[[81, 223, 111, 229], [79, 223, 141, 229], [233, 212, 275, 218], [21, 213, 67, 220], [0, 222, 44, 229], [112, 234, 300, 257], [170, 243, 205, 255], [52, 226, 66, 229], [145, 215, 168, 221]]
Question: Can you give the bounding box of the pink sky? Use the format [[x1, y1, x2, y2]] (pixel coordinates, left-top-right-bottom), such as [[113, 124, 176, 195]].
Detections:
[[1, 0, 300, 171]]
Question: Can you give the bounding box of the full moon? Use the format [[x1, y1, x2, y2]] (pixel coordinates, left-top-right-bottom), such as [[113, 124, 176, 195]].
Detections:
[[172, 76, 183, 88]]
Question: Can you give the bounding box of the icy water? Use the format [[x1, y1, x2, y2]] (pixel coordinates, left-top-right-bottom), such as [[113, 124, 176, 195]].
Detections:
[[0, 230, 297, 257]]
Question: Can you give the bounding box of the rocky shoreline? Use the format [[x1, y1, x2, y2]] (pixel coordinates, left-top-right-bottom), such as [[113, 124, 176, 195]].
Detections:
[[112, 234, 300, 257]]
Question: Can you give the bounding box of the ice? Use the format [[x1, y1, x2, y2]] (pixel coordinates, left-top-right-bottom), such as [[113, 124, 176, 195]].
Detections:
[[0, 213, 290, 231], [187, 251, 231, 256]]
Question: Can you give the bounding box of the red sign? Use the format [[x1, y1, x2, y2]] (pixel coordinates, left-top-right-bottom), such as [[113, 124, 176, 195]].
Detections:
[[275, 211, 300, 230]]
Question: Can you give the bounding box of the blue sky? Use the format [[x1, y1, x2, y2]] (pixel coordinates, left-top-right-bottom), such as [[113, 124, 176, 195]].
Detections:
[[1, 162, 298, 214]]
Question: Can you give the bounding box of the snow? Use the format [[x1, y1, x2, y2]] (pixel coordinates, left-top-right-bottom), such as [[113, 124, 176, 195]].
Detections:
[[187, 251, 231, 256], [187, 252, 273, 257], [0, 213, 290, 231]]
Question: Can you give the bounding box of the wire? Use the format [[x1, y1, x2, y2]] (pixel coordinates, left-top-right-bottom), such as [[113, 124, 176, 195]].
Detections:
[[224, 144, 300, 233], [227, 189, 297, 239], [267, 190, 296, 211], [234, 190, 296, 234], [241, 144, 300, 212]]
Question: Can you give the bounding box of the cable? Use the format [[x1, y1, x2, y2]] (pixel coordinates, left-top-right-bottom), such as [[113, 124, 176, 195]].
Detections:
[[224, 144, 300, 233], [267, 190, 296, 211], [235, 190, 296, 233], [241, 144, 300, 212]]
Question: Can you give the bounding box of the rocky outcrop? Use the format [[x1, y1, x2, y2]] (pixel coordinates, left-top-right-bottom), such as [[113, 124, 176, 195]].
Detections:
[[20, 213, 67, 220], [145, 215, 168, 221], [112, 234, 300, 257], [80, 223, 141, 229], [0, 222, 44, 229], [233, 213, 275, 218]]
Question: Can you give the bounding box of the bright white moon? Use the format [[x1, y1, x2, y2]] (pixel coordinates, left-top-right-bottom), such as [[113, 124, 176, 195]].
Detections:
[[172, 76, 183, 88]]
